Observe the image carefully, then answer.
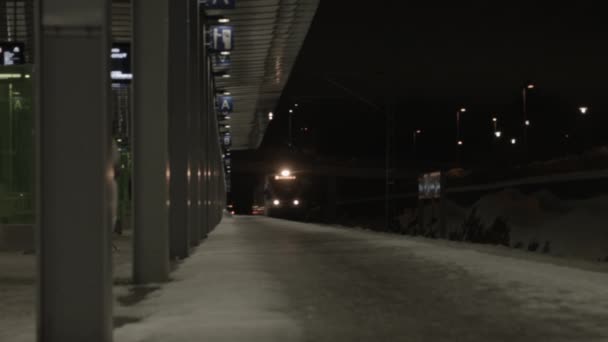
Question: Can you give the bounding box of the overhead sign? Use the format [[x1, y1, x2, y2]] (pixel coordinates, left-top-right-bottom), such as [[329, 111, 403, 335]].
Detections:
[[209, 26, 234, 52], [214, 54, 231, 68], [202, 0, 236, 9], [110, 43, 132, 83], [0, 42, 25, 65], [217, 95, 234, 113], [223, 134, 232, 147], [419, 172, 442, 200]]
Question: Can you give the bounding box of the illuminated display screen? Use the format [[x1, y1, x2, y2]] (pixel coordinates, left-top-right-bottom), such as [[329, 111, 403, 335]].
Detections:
[[111, 43, 132, 83], [0, 42, 25, 65]]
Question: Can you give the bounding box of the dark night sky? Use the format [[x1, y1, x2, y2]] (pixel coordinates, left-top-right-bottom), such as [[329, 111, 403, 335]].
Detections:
[[231, 1, 608, 207]]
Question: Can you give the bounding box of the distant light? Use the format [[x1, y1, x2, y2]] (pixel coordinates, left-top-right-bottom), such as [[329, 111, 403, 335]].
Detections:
[[293, 199, 300, 206], [289, 109, 294, 114], [416, 129, 422, 134], [295, 104, 299, 107], [223, 91, 231, 95], [222, 74, 231, 78], [218, 18, 230, 23], [527, 84, 535, 89], [511, 138, 517, 145], [220, 51, 231, 56], [457, 140, 464, 146], [579, 107, 589, 115], [525, 120, 530, 126], [280, 169, 291, 177], [460, 108, 467, 113], [273, 199, 280, 206], [225, 125, 231, 128], [565, 134, 570, 139], [269, 112, 274, 120], [494, 131, 502, 138], [225, 116, 231, 120], [492, 117, 497, 122], [116, 138, 123, 143]]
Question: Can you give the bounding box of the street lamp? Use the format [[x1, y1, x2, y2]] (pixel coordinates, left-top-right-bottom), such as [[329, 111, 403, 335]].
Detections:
[[578, 106, 591, 150], [494, 131, 502, 138], [412, 129, 422, 158], [511, 138, 517, 145], [288, 109, 294, 148], [456, 107, 466, 145], [522, 83, 535, 149]]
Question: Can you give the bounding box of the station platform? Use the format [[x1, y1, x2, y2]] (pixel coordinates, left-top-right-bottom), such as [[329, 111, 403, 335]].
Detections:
[[114, 216, 608, 342], [3, 216, 608, 341]]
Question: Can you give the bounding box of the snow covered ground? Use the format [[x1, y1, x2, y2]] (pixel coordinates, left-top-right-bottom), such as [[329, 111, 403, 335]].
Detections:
[[114, 216, 608, 341], [437, 189, 608, 260], [0, 232, 133, 342], [3, 216, 608, 341]]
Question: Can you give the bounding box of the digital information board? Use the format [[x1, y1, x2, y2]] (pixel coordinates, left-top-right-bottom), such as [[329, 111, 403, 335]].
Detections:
[[0, 42, 25, 65], [111, 43, 132, 83]]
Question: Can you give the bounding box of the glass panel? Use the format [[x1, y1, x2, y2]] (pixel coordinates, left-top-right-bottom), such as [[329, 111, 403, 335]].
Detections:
[[0, 64, 34, 224]]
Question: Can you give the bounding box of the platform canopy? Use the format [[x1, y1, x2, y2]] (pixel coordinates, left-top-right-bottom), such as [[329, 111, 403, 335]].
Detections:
[[110, 0, 319, 150], [207, 0, 319, 150]]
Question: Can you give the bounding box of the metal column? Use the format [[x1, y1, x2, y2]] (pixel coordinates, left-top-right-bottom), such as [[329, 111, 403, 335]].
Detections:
[[188, 0, 201, 246], [133, 0, 171, 284], [168, 0, 191, 259], [199, 16, 209, 239], [37, 0, 113, 340], [203, 54, 213, 236]]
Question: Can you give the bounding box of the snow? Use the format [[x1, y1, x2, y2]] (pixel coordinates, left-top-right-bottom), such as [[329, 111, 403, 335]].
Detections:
[[402, 188, 608, 261], [470, 189, 608, 260], [0, 252, 36, 342], [3, 216, 608, 341], [114, 218, 302, 342]]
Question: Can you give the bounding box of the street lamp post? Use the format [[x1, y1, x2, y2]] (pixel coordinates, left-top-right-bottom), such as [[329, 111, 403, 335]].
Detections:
[[579, 106, 590, 150], [288, 108, 294, 149], [455, 108, 466, 163], [456, 107, 466, 145], [522, 83, 535, 153], [413, 129, 422, 159]]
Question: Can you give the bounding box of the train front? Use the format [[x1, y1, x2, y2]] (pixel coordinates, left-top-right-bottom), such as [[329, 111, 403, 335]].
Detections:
[[264, 169, 305, 218]]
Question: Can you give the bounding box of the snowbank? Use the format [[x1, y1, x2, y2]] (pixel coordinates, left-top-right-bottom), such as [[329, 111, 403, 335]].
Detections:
[[445, 189, 608, 261]]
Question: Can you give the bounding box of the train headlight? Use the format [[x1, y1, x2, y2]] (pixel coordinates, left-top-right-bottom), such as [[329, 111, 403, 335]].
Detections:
[[273, 199, 280, 206], [293, 199, 300, 206], [280, 169, 291, 177]]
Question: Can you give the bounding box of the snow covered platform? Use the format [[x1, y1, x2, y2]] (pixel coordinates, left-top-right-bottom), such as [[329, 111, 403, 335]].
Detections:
[[114, 216, 608, 342]]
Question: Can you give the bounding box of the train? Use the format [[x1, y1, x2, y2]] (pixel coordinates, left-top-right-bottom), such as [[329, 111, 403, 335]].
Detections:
[[262, 168, 310, 219]]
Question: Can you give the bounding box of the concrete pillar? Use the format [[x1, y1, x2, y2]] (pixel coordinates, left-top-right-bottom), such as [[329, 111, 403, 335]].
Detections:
[[168, 0, 190, 259], [37, 0, 113, 340], [188, 0, 201, 246], [133, 0, 171, 284]]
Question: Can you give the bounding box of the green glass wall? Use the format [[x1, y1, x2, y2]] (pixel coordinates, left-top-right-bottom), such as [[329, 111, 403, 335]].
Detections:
[[0, 65, 34, 224]]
